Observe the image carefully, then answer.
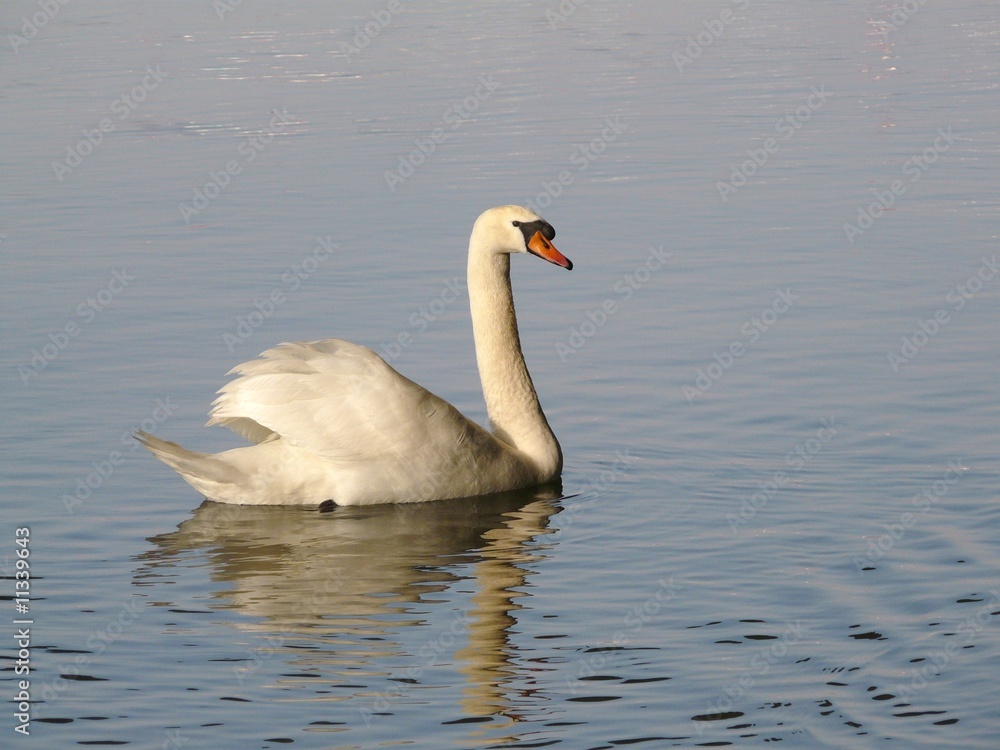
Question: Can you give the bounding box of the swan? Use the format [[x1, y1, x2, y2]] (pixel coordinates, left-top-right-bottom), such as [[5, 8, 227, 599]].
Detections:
[[138, 205, 573, 506]]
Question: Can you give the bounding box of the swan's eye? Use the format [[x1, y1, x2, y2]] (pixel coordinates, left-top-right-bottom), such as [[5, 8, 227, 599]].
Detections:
[[512, 221, 521, 227]]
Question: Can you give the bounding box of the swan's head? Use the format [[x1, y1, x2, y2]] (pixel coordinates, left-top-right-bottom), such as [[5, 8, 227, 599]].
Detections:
[[472, 206, 573, 270]]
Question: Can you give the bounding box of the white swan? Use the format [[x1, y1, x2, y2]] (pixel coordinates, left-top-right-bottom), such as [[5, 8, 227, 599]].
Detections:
[[138, 205, 573, 506]]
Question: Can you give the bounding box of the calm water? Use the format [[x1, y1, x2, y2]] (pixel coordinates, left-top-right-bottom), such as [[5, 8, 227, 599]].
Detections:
[[3, 1, 999, 747]]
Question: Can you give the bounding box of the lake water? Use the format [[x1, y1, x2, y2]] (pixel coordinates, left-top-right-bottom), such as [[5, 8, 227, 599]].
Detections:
[[3, 0, 999, 747]]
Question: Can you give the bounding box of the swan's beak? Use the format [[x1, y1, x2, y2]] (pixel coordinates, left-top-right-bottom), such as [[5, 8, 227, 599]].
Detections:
[[527, 230, 573, 270]]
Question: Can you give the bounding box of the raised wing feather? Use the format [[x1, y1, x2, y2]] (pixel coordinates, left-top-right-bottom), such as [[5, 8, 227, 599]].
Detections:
[[208, 339, 496, 464]]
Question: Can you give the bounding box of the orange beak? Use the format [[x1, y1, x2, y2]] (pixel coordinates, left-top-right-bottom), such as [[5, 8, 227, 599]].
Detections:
[[527, 230, 573, 270]]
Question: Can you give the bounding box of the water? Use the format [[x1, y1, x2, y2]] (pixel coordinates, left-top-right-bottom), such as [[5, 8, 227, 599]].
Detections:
[[3, 0, 999, 747]]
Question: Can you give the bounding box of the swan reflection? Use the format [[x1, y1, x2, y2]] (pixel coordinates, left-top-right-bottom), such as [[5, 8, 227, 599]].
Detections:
[[136, 486, 560, 726]]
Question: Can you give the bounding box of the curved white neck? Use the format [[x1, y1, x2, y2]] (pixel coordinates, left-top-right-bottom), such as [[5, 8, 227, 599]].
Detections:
[[468, 247, 562, 479]]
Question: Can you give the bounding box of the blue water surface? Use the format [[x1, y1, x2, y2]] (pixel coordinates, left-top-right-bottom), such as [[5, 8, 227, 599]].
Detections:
[[2, 1, 998, 747]]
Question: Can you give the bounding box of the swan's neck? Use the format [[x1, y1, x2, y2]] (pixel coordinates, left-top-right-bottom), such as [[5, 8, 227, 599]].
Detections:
[[468, 249, 562, 479]]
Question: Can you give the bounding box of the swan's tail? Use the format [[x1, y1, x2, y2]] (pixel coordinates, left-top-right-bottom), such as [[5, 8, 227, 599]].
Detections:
[[135, 431, 237, 499]]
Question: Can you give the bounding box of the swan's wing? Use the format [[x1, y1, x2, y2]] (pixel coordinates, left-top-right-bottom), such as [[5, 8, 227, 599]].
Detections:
[[207, 339, 495, 463]]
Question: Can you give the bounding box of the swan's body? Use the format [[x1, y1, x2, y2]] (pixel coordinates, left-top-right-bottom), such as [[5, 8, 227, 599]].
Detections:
[[138, 206, 572, 506]]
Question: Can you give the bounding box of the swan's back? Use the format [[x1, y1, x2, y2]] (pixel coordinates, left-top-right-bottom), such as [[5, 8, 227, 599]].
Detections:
[[199, 340, 539, 504]]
